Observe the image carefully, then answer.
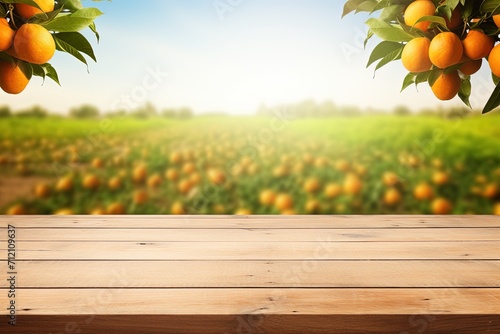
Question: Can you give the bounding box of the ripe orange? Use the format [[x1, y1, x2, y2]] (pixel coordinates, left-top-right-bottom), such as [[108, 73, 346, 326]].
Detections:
[[325, 183, 342, 199], [108, 176, 122, 191], [488, 44, 500, 78], [170, 151, 183, 164], [35, 183, 51, 198], [433, 171, 450, 185], [147, 173, 162, 188], [444, 5, 462, 30], [275, 193, 294, 212], [304, 178, 321, 194], [171, 201, 187, 215], [107, 202, 126, 215], [305, 199, 321, 214], [0, 18, 15, 51], [91, 157, 104, 168], [177, 179, 193, 194], [260, 189, 276, 206], [14, 24, 55, 65], [429, 32, 463, 69], [494, 15, 500, 28], [182, 162, 196, 175], [132, 165, 147, 183], [54, 209, 75, 215], [82, 174, 100, 190], [383, 172, 399, 187], [0, 62, 30, 94], [414, 183, 434, 201], [344, 173, 363, 196], [462, 30, 494, 60], [404, 0, 436, 32], [402, 37, 432, 73], [235, 209, 252, 215], [165, 168, 179, 182], [384, 188, 402, 206], [7, 204, 26, 215], [56, 176, 74, 192], [207, 168, 226, 185], [431, 71, 461, 101], [432, 198, 453, 214], [133, 190, 148, 205], [90, 208, 106, 215], [459, 58, 482, 76], [15, 0, 55, 19], [494, 203, 500, 215], [484, 184, 498, 199], [335, 160, 350, 173]]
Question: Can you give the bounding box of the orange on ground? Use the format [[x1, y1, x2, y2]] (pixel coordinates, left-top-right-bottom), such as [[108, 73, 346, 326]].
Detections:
[[402, 37, 432, 73], [462, 30, 494, 60], [14, 24, 55, 65], [429, 32, 463, 69], [488, 44, 500, 78], [0, 62, 30, 95], [0, 18, 15, 51], [459, 58, 482, 76], [431, 71, 461, 101], [404, 0, 436, 32], [15, 0, 54, 19], [432, 198, 453, 214], [414, 183, 434, 201]]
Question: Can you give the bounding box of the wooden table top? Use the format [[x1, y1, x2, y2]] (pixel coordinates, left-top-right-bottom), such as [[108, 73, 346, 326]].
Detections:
[[1, 215, 499, 333]]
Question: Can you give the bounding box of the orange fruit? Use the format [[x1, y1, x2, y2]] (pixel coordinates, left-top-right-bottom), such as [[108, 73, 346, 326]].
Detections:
[[132, 165, 147, 183], [432, 198, 453, 214], [171, 201, 187, 215], [383, 172, 399, 187], [429, 32, 463, 69], [235, 209, 252, 215], [484, 184, 498, 199], [82, 174, 100, 190], [459, 58, 482, 76], [433, 171, 450, 185], [384, 188, 402, 206], [107, 202, 126, 215], [108, 176, 122, 191], [147, 173, 162, 188], [182, 162, 196, 175], [494, 203, 500, 215], [7, 204, 26, 215], [404, 0, 436, 32], [0, 18, 15, 51], [304, 178, 321, 194], [0, 62, 30, 94], [344, 173, 363, 196], [414, 183, 434, 201], [14, 24, 55, 65], [305, 199, 321, 214], [444, 5, 462, 30], [15, 0, 55, 19], [325, 183, 342, 199], [177, 179, 193, 194], [462, 30, 494, 60], [54, 209, 75, 216], [35, 183, 51, 198], [401, 37, 432, 73], [170, 151, 183, 164], [488, 44, 500, 78], [494, 15, 500, 28], [260, 189, 276, 206], [431, 71, 461, 101], [207, 168, 226, 185], [335, 160, 350, 173], [133, 190, 148, 205], [275, 193, 294, 212], [165, 168, 179, 182], [92, 157, 104, 168], [90, 208, 106, 215], [56, 176, 74, 192]]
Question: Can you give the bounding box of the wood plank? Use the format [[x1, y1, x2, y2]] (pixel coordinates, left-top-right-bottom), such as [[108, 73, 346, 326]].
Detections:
[[1, 289, 499, 315], [1, 215, 499, 229], [1, 315, 498, 334], [2, 241, 498, 260], [1, 260, 498, 288], [3, 227, 500, 242]]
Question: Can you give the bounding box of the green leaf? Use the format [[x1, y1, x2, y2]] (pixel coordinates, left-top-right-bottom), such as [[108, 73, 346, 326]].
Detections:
[[458, 78, 471, 108], [401, 72, 416, 92], [0, 0, 41, 11], [427, 69, 442, 87], [367, 41, 403, 67], [356, 0, 378, 13], [482, 81, 500, 114], [89, 22, 100, 43], [379, 5, 405, 22], [413, 15, 448, 31], [0, 5, 6, 17], [54, 32, 96, 62], [365, 18, 415, 42], [374, 47, 403, 73], [342, 0, 366, 17], [41, 8, 103, 32], [481, 0, 500, 14], [57, 0, 84, 11], [28, 6, 63, 24], [53, 35, 89, 68], [493, 73, 500, 85]]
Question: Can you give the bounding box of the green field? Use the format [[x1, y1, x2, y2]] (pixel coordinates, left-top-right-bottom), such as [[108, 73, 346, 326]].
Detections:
[[0, 114, 499, 215]]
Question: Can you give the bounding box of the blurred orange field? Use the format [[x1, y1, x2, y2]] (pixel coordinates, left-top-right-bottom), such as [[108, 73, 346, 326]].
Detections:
[[0, 114, 499, 215]]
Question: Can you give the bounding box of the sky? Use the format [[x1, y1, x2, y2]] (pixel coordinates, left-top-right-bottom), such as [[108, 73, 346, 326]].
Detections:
[[1, 0, 497, 114]]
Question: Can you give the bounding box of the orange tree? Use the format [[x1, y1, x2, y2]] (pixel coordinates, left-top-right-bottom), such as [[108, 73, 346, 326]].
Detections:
[[343, 0, 500, 114], [0, 0, 102, 94]]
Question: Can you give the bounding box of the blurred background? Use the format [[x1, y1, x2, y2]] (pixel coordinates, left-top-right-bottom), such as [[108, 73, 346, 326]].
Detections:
[[0, 0, 499, 215]]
